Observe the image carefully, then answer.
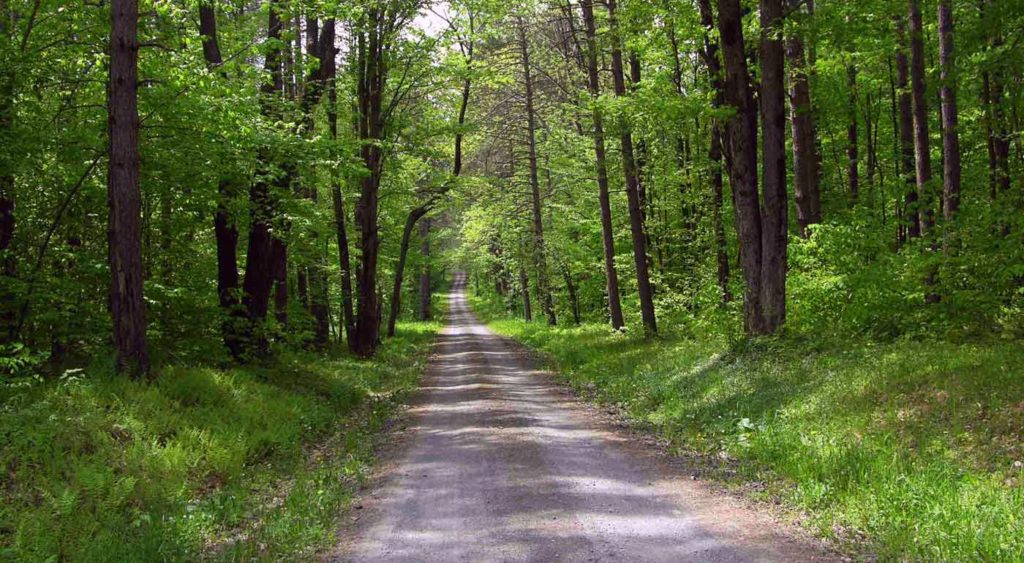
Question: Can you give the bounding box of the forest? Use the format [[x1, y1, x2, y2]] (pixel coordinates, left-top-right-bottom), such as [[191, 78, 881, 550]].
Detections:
[[1, 0, 1023, 560]]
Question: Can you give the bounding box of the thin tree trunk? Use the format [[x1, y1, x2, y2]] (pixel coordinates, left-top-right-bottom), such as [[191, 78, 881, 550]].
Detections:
[[517, 16, 556, 326], [108, 0, 149, 377], [697, 0, 732, 303], [387, 205, 428, 337], [786, 0, 822, 236], [607, 0, 656, 335], [908, 0, 933, 236], [896, 18, 919, 240], [580, 0, 625, 330], [909, 0, 940, 302], [519, 263, 532, 321], [417, 218, 431, 320], [847, 64, 860, 202]]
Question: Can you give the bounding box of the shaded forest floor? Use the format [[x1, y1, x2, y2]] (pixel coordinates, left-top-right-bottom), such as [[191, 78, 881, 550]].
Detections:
[[471, 295, 1024, 561], [0, 320, 441, 561]]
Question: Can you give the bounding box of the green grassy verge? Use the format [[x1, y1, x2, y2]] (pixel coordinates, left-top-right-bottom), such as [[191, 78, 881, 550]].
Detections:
[[472, 296, 1024, 561], [0, 320, 440, 561]]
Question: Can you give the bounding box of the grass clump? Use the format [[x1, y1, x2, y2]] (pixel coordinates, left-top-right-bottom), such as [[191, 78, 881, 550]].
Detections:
[[0, 320, 440, 561], [476, 300, 1024, 560]]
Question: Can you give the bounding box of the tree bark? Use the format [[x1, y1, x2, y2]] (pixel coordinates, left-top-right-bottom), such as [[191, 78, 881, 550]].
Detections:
[[519, 263, 532, 321], [938, 0, 960, 224], [580, 0, 625, 330], [107, 0, 150, 377], [199, 3, 243, 359], [908, 0, 933, 236], [351, 11, 388, 356], [242, 0, 286, 357], [717, 0, 766, 334], [387, 205, 428, 337], [606, 0, 656, 335], [517, 16, 556, 326], [759, 0, 788, 333], [697, 0, 732, 304], [786, 0, 822, 236], [417, 218, 431, 320], [847, 64, 860, 202], [896, 18, 919, 240]]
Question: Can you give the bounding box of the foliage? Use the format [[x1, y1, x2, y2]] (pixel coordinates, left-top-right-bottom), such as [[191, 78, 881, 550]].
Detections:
[[0, 321, 439, 560], [480, 311, 1024, 561]]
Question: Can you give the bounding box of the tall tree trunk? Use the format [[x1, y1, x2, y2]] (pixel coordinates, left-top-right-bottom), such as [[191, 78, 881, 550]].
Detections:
[[580, 0, 625, 330], [759, 0, 788, 332], [697, 0, 732, 304], [417, 218, 431, 321], [847, 64, 860, 202], [517, 16, 556, 326], [108, 0, 150, 377], [938, 0, 960, 227], [352, 12, 388, 356], [896, 18, 919, 240], [242, 0, 286, 357], [199, 3, 243, 358], [908, 0, 933, 236], [606, 0, 656, 335], [717, 0, 765, 334], [786, 0, 822, 236], [0, 27, 16, 341], [325, 33, 355, 348], [909, 0, 939, 302]]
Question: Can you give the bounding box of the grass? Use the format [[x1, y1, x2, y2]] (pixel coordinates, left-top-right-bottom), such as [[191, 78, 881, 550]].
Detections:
[[471, 295, 1024, 561], [0, 319, 441, 561]]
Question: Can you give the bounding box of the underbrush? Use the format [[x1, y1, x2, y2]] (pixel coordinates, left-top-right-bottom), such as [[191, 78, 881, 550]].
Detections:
[[477, 301, 1024, 561], [0, 320, 440, 561]]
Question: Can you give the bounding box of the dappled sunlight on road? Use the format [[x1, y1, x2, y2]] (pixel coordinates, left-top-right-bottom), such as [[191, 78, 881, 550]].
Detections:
[[331, 273, 832, 562]]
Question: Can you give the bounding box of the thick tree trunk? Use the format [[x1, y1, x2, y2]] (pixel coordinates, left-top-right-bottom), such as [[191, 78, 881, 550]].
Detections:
[[1, 50, 16, 341], [847, 65, 860, 202], [107, 0, 149, 377], [938, 0, 960, 224], [517, 17, 556, 326], [242, 0, 286, 357], [417, 218, 431, 320], [786, 0, 822, 236], [606, 0, 656, 335], [759, 0, 788, 333], [717, 0, 765, 334], [352, 14, 387, 356], [199, 4, 243, 358], [896, 19, 919, 240], [580, 0, 625, 330]]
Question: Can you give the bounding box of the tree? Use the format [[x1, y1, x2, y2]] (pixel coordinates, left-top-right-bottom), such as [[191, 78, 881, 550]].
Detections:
[[786, 0, 822, 237], [579, 0, 625, 330], [516, 14, 556, 326], [937, 0, 960, 227], [606, 0, 656, 335], [107, 0, 149, 377]]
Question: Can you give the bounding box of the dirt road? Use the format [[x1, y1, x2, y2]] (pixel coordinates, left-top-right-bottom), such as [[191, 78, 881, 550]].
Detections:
[[331, 275, 832, 562]]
